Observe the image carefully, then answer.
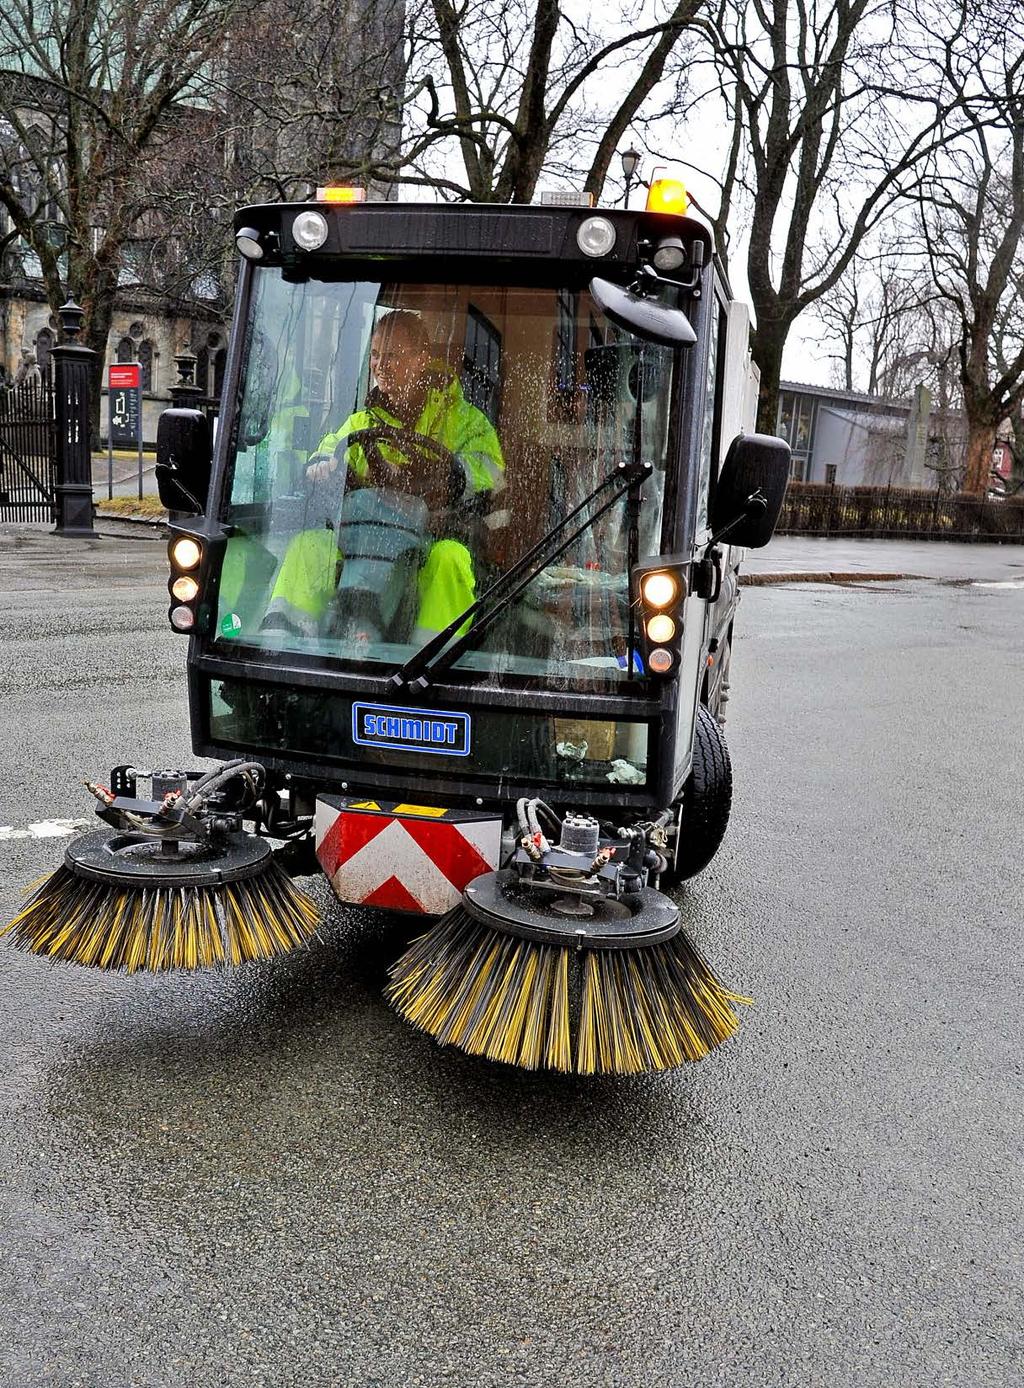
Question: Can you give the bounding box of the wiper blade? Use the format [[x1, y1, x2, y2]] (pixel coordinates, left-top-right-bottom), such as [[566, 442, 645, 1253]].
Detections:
[[390, 459, 652, 691]]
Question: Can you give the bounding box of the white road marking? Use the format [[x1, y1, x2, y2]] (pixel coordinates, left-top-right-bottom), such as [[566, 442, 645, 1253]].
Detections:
[[973, 580, 1024, 589], [0, 818, 91, 843]]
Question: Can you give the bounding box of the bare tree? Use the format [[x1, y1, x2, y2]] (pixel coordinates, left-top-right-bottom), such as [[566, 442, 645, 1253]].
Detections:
[[0, 0, 249, 416], [908, 11, 1024, 493], [386, 0, 706, 203], [673, 0, 981, 432], [813, 253, 953, 399]]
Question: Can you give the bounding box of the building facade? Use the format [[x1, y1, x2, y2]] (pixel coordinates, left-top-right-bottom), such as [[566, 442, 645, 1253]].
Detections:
[[775, 381, 960, 488]]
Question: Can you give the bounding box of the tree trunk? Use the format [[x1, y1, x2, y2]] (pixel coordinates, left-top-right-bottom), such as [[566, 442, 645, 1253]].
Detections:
[[68, 241, 118, 449], [962, 420, 996, 494], [752, 329, 786, 435]]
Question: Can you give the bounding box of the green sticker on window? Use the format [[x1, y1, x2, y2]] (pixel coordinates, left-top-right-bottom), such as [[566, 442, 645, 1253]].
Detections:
[[220, 612, 243, 639]]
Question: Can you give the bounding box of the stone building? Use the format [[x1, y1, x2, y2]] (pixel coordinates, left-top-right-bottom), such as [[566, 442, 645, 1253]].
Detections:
[[0, 280, 227, 446]]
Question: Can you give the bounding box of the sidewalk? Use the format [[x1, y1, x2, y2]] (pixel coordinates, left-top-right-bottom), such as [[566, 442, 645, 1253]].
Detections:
[[742, 534, 1024, 585], [91, 449, 158, 501]]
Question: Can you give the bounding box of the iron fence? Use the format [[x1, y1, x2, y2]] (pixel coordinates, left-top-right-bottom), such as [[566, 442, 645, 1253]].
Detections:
[[778, 482, 1024, 542], [193, 395, 220, 432], [0, 376, 56, 522]]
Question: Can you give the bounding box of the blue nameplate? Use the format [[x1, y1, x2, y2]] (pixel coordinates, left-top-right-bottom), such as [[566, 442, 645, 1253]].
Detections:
[[351, 702, 472, 757]]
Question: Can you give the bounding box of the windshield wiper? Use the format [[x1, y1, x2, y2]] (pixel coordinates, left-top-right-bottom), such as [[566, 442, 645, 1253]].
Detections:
[[389, 458, 652, 691]]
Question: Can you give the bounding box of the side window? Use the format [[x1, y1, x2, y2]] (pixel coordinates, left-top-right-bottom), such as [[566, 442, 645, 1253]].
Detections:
[[778, 390, 813, 478], [549, 288, 578, 417], [695, 301, 722, 536], [138, 340, 154, 393], [462, 306, 501, 425], [34, 327, 53, 376]]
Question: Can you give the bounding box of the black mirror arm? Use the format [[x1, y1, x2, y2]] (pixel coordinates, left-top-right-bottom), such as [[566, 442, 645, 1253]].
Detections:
[[694, 491, 769, 601], [154, 462, 204, 516], [706, 488, 767, 550]]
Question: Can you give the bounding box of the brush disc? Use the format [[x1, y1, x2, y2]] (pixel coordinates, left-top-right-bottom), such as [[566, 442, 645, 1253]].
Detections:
[[386, 872, 751, 1075], [3, 829, 321, 972]]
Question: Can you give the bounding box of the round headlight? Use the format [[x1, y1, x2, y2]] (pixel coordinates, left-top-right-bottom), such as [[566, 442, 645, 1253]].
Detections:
[[235, 227, 263, 261], [648, 647, 674, 674], [576, 216, 617, 258], [646, 614, 676, 644], [170, 537, 202, 570], [652, 236, 686, 272], [171, 575, 200, 603], [291, 210, 329, 251], [170, 605, 196, 632], [641, 571, 679, 608]]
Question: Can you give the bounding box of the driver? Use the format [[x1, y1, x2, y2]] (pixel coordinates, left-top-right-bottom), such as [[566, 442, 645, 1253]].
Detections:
[[264, 310, 504, 641]]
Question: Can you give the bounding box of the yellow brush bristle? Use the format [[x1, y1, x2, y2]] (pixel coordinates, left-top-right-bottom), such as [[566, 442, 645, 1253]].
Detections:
[[386, 908, 751, 1076], [2, 861, 321, 972]]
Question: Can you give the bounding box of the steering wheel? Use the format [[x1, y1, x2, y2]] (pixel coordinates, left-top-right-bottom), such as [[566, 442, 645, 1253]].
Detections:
[[335, 423, 459, 507], [341, 423, 456, 469]]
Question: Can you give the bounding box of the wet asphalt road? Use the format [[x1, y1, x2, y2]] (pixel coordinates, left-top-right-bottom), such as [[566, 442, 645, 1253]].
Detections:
[[1, 526, 1022, 1387]]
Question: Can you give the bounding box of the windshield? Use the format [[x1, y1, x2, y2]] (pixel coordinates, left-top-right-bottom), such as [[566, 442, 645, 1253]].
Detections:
[[215, 269, 679, 685]]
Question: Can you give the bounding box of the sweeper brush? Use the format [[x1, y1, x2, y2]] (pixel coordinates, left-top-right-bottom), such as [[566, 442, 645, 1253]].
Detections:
[[386, 808, 751, 1076], [2, 761, 320, 972]]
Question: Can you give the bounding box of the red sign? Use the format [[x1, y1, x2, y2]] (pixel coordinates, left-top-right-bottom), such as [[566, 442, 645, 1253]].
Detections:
[[109, 363, 140, 389]]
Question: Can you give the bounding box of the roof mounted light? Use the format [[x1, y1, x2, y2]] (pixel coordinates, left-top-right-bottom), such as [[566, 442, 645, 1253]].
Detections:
[[537, 189, 596, 208], [291, 210, 329, 251], [652, 235, 686, 272], [315, 185, 367, 204], [576, 215, 616, 258], [235, 227, 263, 260], [646, 178, 689, 216]]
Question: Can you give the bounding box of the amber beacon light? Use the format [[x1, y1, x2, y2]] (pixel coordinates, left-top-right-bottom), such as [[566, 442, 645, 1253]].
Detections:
[[646, 178, 690, 216], [315, 186, 368, 204]]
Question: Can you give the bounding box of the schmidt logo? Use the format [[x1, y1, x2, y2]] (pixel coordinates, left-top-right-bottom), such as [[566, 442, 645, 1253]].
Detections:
[[352, 702, 472, 757]]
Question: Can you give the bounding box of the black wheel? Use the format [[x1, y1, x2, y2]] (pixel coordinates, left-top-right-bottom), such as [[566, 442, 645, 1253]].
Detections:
[[664, 704, 733, 884]]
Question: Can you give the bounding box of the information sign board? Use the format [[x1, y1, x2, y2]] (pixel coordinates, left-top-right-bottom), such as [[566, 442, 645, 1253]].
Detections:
[[109, 363, 141, 446]]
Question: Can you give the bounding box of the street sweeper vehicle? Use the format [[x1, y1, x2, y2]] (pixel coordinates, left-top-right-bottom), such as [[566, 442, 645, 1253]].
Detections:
[[6, 180, 790, 1075]]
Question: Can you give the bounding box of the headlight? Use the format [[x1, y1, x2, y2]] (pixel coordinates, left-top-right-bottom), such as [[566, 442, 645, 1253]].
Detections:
[[291, 210, 329, 251], [171, 575, 200, 602], [170, 606, 196, 632], [576, 216, 616, 257], [235, 227, 263, 260], [646, 614, 676, 644], [652, 236, 685, 272], [170, 537, 202, 570], [641, 571, 679, 608]]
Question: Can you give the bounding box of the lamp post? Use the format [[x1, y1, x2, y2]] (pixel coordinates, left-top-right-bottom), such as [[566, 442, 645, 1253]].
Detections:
[[620, 146, 642, 208]]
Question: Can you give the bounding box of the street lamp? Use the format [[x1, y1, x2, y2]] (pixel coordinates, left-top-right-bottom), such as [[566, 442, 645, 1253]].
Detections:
[[620, 146, 643, 208]]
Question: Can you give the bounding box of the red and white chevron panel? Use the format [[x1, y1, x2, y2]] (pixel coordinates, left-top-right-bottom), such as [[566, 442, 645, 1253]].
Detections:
[[314, 796, 502, 915]]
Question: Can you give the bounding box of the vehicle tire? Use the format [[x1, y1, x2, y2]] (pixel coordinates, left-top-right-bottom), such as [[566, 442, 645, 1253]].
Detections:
[[665, 704, 733, 884]]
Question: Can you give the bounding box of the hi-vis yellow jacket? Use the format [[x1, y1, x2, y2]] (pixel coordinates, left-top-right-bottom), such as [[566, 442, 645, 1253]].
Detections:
[[316, 371, 504, 498]]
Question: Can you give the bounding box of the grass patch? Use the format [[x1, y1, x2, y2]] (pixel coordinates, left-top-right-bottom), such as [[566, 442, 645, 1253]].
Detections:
[[96, 495, 167, 518]]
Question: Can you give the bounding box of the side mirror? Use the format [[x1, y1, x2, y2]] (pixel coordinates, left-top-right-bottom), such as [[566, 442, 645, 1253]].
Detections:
[[590, 276, 697, 347], [156, 409, 211, 516], [710, 433, 790, 549]]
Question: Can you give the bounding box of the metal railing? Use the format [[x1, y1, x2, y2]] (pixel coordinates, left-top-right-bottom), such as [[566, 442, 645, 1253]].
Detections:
[[778, 482, 1024, 543]]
